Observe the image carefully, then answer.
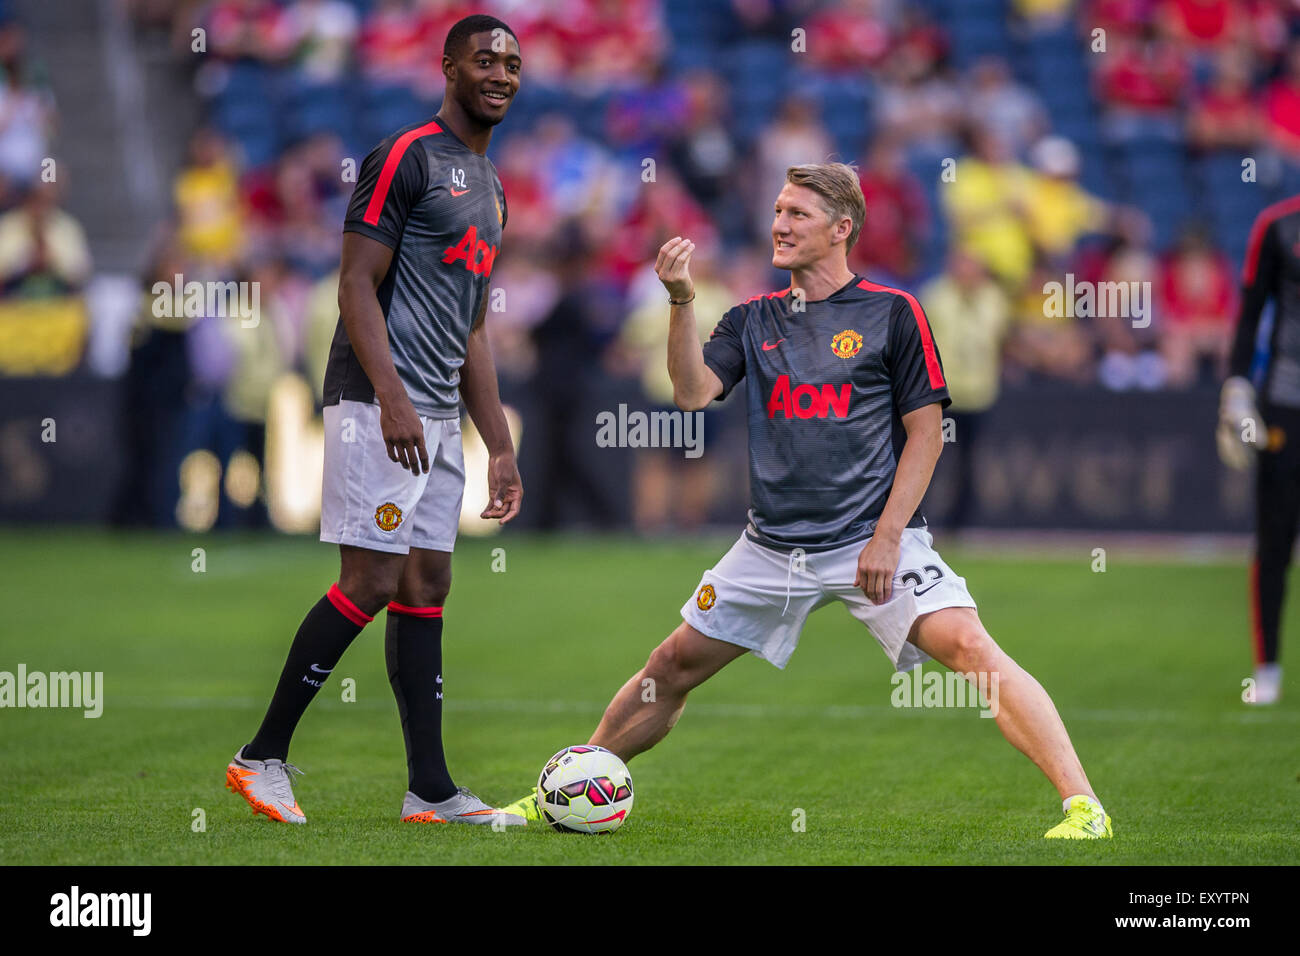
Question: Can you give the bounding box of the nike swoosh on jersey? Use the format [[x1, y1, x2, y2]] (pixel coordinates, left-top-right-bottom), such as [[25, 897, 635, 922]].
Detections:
[[309, 664, 333, 674], [450, 187, 470, 196], [762, 339, 785, 351]]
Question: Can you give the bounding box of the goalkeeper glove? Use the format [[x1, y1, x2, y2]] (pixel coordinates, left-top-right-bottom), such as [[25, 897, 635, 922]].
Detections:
[[1217, 376, 1265, 470]]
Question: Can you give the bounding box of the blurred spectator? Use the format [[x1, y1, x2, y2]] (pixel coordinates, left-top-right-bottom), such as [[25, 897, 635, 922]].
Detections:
[[941, 129, 1035, 289], [0, 23, 53, 204], [1083, 227, 1166, 390], [0, 179, 90, 298], [849, 136, 929, 281], [1088, 0, 1156, 35], [753, 95, 834, 235], [875, 24, 961, 160], [665, 70, 740, 235], [281, 0, 358, 85], [358, 0, 434, 94], [1006, 262, 1095, 384], [604, 62, 687, 157], [728, 0, 798, 39], [921, 249, 1011, 529], [529, 115, 618, 222], [1187, 46, 1262, 151], [1263, 39, 1300, 162], [1157, 0, 1246, 53], [174, 128, 244, 269], [1010, 0, 1076, 35], [892, 3, 949, 76], [181, 260, 286, 528], [204, 0, 292, 65], [602, 168, 717, 289], [481, 245, 561, 384], [965, 57, 1048, 159], [494, 136, 558, 245], [1157, 224, 1236, 386], [1023, 135, 1113, 267], [1242, 0, 1290, 69], [805, 0, 893, 72], [614, 248, 732, 533], [111, 236, 192, 528], [1094, 25, 1190, 141], [560, 0, 664, 90], [522, 234, 624, 530], [302, 266, 338, 406], [241, 138, 343, 278]]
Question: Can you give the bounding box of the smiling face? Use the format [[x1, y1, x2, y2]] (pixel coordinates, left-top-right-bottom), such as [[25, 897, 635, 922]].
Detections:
[[770, 182, 852, 272], [444, 30, 521, 127]]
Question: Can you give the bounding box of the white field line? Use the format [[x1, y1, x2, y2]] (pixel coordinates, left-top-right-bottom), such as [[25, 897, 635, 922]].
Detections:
[[107, 695, 1300, 723]]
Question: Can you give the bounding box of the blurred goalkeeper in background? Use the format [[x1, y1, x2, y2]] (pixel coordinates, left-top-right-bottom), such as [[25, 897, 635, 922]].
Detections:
[[1219, 196, 1300, 705]]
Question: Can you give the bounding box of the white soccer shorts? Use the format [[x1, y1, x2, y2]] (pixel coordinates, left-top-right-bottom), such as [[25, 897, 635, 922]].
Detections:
[[320, 399, 465, 554], [680, 527, 977, 671]]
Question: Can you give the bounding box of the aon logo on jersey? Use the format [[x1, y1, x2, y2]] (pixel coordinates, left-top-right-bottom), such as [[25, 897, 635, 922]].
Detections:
[[766, 374, 851, 419], [441, 225, 498, 278]]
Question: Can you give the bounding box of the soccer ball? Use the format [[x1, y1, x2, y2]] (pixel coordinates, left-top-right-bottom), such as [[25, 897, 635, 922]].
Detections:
[[536, 745, 633, 833]]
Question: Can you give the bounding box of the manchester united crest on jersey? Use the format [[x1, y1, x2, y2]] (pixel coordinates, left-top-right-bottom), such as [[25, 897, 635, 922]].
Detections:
[[696, 584, 716, 610], [374, 502, 403, 533], [831, 329, 863, 359]]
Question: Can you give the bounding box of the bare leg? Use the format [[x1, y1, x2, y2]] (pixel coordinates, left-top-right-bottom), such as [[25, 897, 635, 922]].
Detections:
[[337, 544, 408, 616], [910, 607, 1096, 802], [590, 621, 747, 761]]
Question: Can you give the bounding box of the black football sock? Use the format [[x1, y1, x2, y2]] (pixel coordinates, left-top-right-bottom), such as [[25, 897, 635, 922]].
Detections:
[[386, 602, 456, 803], [244, 584, 373, 761], [1252, 557, 1286, 665]]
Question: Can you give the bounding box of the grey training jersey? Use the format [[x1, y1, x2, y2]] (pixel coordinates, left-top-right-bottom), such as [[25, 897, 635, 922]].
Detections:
[[324, 118, 507, 419], [1229, 196, 1300, 409], [702, 275, 951, 551]]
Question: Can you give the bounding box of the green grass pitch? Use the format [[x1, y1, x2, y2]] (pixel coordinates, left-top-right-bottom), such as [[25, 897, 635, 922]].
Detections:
[[1, 530, 1296, 865]]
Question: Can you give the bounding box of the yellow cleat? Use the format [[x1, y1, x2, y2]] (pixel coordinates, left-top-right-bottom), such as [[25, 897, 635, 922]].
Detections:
[[499, 790, 543, 824], [1044, 795, 1112, 839]]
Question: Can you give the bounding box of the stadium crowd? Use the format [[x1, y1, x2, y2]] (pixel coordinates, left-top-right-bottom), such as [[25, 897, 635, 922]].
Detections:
[[6, 0, 1300, 530], [0, 7, 91, 374]]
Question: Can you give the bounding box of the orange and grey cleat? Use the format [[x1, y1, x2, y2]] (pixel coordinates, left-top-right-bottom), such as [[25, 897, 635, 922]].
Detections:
[[400, 786, 526, 826], [226, 746, 307, 824]]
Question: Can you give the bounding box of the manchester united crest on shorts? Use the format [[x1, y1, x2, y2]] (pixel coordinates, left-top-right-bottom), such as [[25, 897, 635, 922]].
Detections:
[[374, 502, 403, 533], [696, 583, 716, 611], [831, 329, 863, 359]]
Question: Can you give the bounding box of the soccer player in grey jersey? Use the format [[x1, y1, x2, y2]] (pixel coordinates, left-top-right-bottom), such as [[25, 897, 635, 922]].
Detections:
[[506, 163, 1112, 839], [1218, 194, 1300, 705], [227, 14, 526, 827]]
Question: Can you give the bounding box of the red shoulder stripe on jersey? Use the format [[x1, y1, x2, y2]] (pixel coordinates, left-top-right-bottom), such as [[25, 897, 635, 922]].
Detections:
[[362, 120, 442, 226], [387, 601, 444, 618], [742, 287, 793, 303], [1242, 195, 1300, 286], [327, 583, 374, 626], [857, 278, 945, 389]]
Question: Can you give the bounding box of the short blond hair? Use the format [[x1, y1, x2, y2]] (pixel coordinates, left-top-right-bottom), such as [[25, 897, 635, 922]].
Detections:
[[785, 162, 866, 253]]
